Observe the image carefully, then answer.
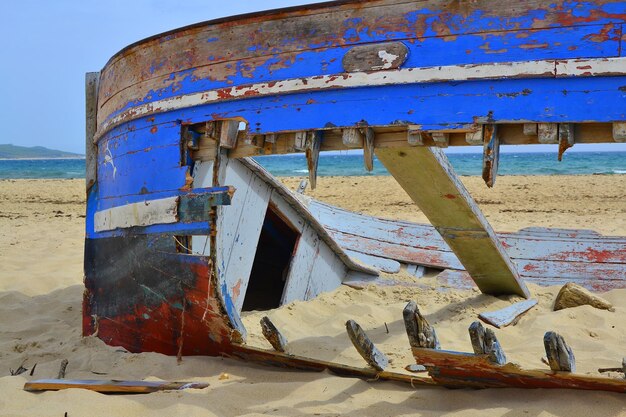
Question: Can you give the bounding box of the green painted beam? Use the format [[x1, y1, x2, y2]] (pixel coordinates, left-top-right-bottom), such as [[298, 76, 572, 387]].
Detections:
[[375, 146, 530, 298]]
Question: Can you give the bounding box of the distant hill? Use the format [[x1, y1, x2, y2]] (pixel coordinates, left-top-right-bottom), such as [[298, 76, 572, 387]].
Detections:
[[0, 144, 84, 159]]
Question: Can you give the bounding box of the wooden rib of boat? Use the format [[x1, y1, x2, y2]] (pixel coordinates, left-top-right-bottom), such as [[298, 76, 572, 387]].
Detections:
[[83, 0, 626, 391]]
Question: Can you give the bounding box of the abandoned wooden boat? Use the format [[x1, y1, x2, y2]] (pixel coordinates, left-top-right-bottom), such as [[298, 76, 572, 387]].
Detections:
[[84, 0, 626, 389]]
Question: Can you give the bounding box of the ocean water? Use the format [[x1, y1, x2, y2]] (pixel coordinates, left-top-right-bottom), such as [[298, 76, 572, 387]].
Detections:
[[254, 151, 626, 177], [0, 158, 86, 179], [0, 152, 624, 179]]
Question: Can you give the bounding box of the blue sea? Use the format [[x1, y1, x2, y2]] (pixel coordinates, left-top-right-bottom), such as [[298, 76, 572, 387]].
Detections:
[[0, 152, 624, 179]]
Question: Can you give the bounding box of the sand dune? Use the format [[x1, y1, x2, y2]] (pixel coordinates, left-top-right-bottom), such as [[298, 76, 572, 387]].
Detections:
[[0, 176, 624, 416]]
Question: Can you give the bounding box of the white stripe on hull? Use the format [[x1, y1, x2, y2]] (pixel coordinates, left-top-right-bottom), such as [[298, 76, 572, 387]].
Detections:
[[96, 57, 626, 141], [94, 197, 178, 232]]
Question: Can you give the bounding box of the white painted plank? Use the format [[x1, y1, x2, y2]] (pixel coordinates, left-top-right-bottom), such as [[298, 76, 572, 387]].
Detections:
[[304, 242, 346, 300], [281, 225, 320, 304], [344, 250, 401, 273], [479, 299, 538, 328], [219, 159, 272, 312], [94, 197, 178, 232], [405, 264, 426, 278]]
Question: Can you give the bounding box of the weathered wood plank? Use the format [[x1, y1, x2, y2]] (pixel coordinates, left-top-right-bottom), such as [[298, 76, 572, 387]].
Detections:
[[411, 347, 626, 392], [363, 127, 375, 172], [558, 123, 575, 161], [304, 198, 626, 285], [345, 250, 401, 274], [280, 224, 320, 304], [229, 344, 434, 386], [24, 379, 208, 393], [305, 242, 347, 300], [478, 299, 538, 328], [468, 321, 507, 365], [345, 320, 389, 371], [375, 146, 530, 298], [219, 120, 240, 149]]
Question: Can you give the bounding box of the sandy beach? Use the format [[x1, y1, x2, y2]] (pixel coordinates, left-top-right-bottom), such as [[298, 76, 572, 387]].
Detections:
[[0, 175, 624, 416]]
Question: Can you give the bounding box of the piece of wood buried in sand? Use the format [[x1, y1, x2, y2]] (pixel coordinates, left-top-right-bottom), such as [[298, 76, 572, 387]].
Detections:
[[57, 359, 68, 379], [260, 316, 288, 353], [478, 299, 538, 328], [411, 347, 626, 392], [24, 379, 209, 394], [345, 320, 388, 371], [468, 321, 507, 365], [403, 300, 440, 350], [598, 358, 626, 377], [229, 344, 434, 386], [544, 331, 576, 372]]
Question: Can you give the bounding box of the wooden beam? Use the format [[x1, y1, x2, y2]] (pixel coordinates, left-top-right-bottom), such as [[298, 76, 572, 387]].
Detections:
[[411, 347, 626, 392], [219, 120, 240, 149], [345, 319, 388, 371], [229, 344, 434, 386], [306, 131, 322, 189], [226, 123, 619, 159], [482, 124, 500, 188], [558, 123, 575, 161], [24, 379, 208, 393], [85, 72, 99, 192], [375, 146, 530, 297], [478, 299, 538, 328], [363, 127, 375, 171]]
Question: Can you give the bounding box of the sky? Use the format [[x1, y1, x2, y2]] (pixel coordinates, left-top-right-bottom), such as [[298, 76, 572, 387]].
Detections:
[[1, 1, 624, 154]]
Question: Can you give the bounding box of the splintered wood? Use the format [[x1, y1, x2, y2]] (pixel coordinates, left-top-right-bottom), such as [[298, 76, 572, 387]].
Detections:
[[403, 301, 440, 349], [468, 321, 506, 365], [260, 316, 288, 352], [544, 331, 576, 372], [345, 319, 388, 371]]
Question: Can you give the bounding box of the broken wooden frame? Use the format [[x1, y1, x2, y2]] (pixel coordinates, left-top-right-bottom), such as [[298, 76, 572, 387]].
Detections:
[[403, 302, 625, 393]]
